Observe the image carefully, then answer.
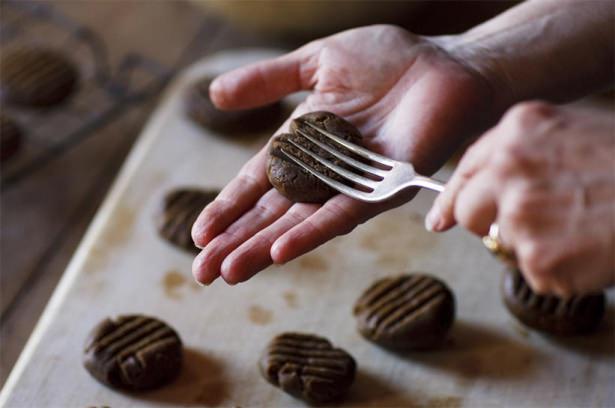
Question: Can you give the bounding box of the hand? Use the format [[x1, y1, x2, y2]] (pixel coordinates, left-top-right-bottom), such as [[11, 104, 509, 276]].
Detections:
[[191, 25, 494, 285], [428, 101, 615, 297]]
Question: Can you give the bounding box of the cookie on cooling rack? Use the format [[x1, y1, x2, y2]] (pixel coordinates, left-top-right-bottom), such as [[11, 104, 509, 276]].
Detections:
[[0, 46, 79, 107]]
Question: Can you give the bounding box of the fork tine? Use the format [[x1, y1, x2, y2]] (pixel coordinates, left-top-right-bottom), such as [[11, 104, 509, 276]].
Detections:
[[285, 138, 377, 189], [295, 128, 388, 177], [303, 121, 396, 166], [279, 148, 378, 202]]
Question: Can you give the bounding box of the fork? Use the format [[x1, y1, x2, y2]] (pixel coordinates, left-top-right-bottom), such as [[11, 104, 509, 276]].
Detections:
[[279, 120, 445, 203], [280, 120, 517, 267]]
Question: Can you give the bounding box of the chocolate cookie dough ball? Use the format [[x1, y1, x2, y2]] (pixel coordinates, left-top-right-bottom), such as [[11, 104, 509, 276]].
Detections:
[[0, 47, 78, 107], [0, 114, 22, 162], [502, 268, 605, 336], [353, 274, 456, 350], [267, 111, 363, 203], [259, 332, 356, 404], [155, 188, 219, 254], [83, 315, 183, 391], [186, 76, 284, 134]]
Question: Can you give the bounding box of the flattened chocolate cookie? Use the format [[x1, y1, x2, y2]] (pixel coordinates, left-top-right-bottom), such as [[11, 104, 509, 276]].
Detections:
[[502, 268, 605, 335], [83, 315, 183, 391], [156, 188, 219, 253], [267, 111, 363, 203], [353, 274, 456, 350], [259, 332, 356, 404], [0, 114, 22, 162], [0, 47, 78, 107], [186, 77, 284, 134]]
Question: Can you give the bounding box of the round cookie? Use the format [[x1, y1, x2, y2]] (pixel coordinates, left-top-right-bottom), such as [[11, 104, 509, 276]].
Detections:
[[502, 268, 605, 335], [259, 332, 357, 404], [186, 76, 284, 134], [83, 314, 183, 391], [0, 47, 79, 107], [353, 274, 456, 350], [1, 114, 22, 162], [155, 188, 219, 253], [267, 111, 363, 203]]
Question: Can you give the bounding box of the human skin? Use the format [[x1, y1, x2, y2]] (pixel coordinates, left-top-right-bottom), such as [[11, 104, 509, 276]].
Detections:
[[191, 0, 614, 287], [191, 26, 492, 285], [427, 102, 615, 297]]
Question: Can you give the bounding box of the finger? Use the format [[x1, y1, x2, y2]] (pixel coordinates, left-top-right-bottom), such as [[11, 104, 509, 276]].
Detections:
[[453, 169, 498, 237], [511, 257, 551, 297], [210, 43, 319, 110], [520, 251, 587, 298], [220, 203, 320, 284], [192, 189, 292, 285], [517, 237, 609, 298], [549, 281, 574, 299], [270, 192, 412, 264], [426, 130, 498, 232], [566, 264, 615, 296], [518, 267, 552, 296], [191, 146, 271, 248], [192, 102, 313, 249]]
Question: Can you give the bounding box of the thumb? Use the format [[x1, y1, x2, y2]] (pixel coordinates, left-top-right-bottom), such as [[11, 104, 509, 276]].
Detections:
[[210, 43, 319, 110]]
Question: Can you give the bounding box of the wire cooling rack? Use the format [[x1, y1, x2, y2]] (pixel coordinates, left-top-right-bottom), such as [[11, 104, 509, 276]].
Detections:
[[0, 1, 174, 190]]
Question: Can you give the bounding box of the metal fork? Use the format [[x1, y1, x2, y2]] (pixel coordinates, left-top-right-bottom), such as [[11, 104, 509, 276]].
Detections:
[[279, 121, 445, 203], [280, 120, 518, 267]]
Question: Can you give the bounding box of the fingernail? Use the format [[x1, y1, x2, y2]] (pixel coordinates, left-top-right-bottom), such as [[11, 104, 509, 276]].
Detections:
[[425, 207, 442, 232], [220, 258, 237, 286], [191, 227, 207, 249], [192, 251, 213, 286], [209, 78, 227, 107], [270, 241, 287, 264], [194, 270, 216, 286], [221, 274, 237, 286], [209, 77, 222, 94]]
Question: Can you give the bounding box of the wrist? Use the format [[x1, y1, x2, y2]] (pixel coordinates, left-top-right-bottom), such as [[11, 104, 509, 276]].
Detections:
[[433, 33, 516, 119], [435, 0, 615, 116]]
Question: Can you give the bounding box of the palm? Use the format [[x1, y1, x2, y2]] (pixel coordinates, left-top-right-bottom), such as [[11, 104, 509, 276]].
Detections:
[[191, 25, 492, 285], [303, 26, 489, 172]]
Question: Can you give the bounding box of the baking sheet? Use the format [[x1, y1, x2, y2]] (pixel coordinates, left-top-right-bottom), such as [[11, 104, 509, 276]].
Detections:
[[1, 49, 613, 408]]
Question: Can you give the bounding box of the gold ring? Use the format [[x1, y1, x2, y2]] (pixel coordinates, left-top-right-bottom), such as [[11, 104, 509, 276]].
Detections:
[[482, 223, 517, 267]]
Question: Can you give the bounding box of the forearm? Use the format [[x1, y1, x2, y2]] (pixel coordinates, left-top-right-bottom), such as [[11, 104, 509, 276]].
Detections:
[[443, 0, 615, 114]]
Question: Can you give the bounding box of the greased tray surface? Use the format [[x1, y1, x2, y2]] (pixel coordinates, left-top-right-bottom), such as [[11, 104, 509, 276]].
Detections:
[[1, 50, 613, 408]]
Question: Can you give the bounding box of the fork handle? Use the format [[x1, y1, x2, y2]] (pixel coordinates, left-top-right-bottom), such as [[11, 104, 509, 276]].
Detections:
[[412, 176, 445, 193]]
